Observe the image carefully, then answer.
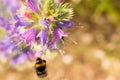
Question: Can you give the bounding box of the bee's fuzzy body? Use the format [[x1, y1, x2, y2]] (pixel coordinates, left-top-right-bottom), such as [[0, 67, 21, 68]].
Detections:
[[35, 57, 47, 78]]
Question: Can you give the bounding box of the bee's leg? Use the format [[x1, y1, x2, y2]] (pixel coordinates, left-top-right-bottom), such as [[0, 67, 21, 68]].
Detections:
[[37, 71, 42, 76], [43, 70, 48, 77]]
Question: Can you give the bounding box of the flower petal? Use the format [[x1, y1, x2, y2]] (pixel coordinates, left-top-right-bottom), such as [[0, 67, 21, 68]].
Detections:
[[26, 0, 39, 13], [52, 28, 67, 42], [10, 54, 27, 66], [48, 42, 57, 49], [35, 51, 43, 57], [14, 14, 32, 27], [4, 0, 20, 13], [40, 18, 50, 28], [27, 50, 34, 60], [37, 28, 48, 46], [21, 46, 34, 60], [56, 20, 73, 28], [19, 28, 37, 45], [21, 46, 31, 53]]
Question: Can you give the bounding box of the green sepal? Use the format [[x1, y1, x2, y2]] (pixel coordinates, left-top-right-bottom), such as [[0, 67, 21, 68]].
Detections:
[[43, 0, 55, 10], [55, 3, 73, 20], [18, 42, 26, 50]]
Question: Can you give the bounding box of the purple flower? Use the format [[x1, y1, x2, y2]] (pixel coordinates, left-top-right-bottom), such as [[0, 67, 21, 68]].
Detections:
[[37, 28, 49, 46], [40, 18, 50, 28], [19, 28, 37, 45], [0, 16, 20, 35], [0, 16, 12, 31], [56, 20, 73, 29], [35, 50, 44, 57], [0, 16, 4, 26], [48, 42, 57, 49], [14, 14, 32, 27], [0, 0, 75, 66], [4, 0, 20, 13], [21, 46, 31, 53], [0, 42, 9, 58], [0, 40, 18, 59], [52, 28, 68, 42], [26, 0, 39, 13], [10, 54, 27, 66], [22, 46, 34, 60], [10, 46, 34, 66], [35, 45, 47, 57], [26, 50, 34, 60]]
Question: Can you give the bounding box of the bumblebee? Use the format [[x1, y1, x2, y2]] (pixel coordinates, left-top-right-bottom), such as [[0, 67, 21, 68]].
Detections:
[[35, 57, 47, 78]]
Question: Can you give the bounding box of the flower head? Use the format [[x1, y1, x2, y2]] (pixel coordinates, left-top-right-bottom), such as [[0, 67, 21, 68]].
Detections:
[[17, 0, 74, 54], [0, 0, 75, 67]]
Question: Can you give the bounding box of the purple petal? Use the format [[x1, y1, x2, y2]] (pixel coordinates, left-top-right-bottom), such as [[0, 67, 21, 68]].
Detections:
[[48, 42, 58, 49], [26, 0, 39, 13], [16, 55, 27, 65], [0, 52, 9, 58], [4, 0, 20, 13], [22, 46, 31, 53], [14, 14, 32, 27], [40, 18, 50, 28], [37, 28, 48, 46], [35, 46, 47, 57], [0, 41, 14, 58], [56, 20, 73, 28], [0, 16, 5, 26], [13, 14, 20, 21], [19, 28, 37, 45], [21, 46, 34, 60], [27, 50, 34, 60], [52, 28, 68, 42], [0, 41, 13, 51], [10, 54, 27, 66], [10, 55, 19, 66], [35, 51, 43, 57], [15, 21, 32, 27], [0, 16, 12, 30]]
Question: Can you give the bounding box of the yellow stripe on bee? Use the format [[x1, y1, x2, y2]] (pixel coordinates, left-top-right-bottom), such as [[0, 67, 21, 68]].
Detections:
[[35, 62, 46, 68], [35, 64, 41, 68]]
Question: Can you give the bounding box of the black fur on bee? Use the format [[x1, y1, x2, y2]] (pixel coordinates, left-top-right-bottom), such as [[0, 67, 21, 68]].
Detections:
[[35, 57, 47, 78]]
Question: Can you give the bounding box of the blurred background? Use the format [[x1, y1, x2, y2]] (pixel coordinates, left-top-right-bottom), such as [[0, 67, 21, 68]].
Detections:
[[0, 0, 120, 80]]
